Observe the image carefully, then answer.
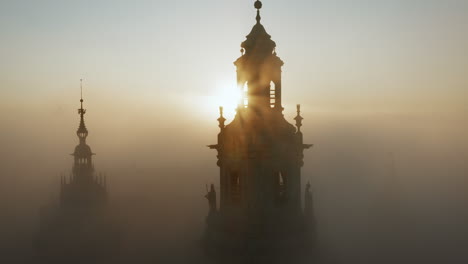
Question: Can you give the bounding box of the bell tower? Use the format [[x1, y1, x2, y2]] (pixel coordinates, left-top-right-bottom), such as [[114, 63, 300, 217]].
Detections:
[[36, 80, 119, 263], [72, 79, 95, 183], [60, 79, 107, 209], [205, 1, 314, 257]]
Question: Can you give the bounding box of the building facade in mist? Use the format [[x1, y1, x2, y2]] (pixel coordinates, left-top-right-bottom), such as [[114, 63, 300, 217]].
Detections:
[[205, 1, 314, 261], [36, 86, 119, 263]]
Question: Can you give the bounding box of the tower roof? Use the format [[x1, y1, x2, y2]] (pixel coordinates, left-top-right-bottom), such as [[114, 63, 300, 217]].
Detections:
[[74, 79, 93, 157], [74, 143, 93, 157], [76, 79, 88, 140], [240, 1, 276, 56]]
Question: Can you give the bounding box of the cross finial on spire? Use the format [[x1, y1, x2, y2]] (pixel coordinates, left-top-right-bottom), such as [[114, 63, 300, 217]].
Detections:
[[80, 79, 84, 109], [255, 0, 262, 23], [78, 79, 86, 116], [77, 79, 88, 141]]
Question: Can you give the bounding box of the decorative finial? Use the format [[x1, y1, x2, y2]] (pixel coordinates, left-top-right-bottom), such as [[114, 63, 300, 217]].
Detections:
[[254, 0, 263, 10], [80, 79, 84, 113], [80, 79, 83, 103], [218, 106, 226, 130], [78, 79, 86, 117], [255, 0, 262, 23], [77, 79, 88, 141], [294, 104, 304, 132]]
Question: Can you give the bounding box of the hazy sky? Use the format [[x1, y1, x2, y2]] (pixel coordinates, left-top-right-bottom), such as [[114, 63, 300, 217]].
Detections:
[[1, 0, 467, 203], [1, 0, 467, 115], [1, 0, 467, 182]]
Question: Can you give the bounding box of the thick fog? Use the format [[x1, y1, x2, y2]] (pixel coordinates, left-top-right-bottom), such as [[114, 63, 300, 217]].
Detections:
[[1, 105, 467, 263]]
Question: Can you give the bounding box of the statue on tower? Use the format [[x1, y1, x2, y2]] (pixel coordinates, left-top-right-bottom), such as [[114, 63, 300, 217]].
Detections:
[[305, 181, 314, 218], [205, 184, 217, 214]]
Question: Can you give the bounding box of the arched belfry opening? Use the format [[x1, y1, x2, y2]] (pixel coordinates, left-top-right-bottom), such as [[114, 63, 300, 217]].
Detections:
[[205, 1, 314, 260], [242, 82, 249, 108], [270, 81, 276, 108]]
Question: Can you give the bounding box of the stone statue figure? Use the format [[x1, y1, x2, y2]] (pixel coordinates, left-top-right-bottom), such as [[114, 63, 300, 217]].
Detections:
[[205, 184, 217, 213]]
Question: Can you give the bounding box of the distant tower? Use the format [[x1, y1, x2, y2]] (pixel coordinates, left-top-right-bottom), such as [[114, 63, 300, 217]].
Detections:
[[60, 79, 107, 210], [36, 80, 119, 264], [205, 1, 313, 260]]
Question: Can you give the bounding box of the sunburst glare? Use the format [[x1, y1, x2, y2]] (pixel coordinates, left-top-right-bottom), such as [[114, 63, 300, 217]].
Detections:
[[200, 82, 241, 121]]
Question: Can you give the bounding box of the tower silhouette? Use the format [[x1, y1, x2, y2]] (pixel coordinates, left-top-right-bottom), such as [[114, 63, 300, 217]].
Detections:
[[205, 1, 314, 261], [60, 79, 107, 209], [35, 80, 119, 264]]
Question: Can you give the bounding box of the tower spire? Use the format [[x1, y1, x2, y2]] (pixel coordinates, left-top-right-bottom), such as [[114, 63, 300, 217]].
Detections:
[[79, 79, 85, 116], [255, 0, 263, 24], [77, 79, 88, 142]]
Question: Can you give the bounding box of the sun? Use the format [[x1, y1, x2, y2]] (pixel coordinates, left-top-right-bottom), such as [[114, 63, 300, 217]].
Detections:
[[202, 82, 241, 121]]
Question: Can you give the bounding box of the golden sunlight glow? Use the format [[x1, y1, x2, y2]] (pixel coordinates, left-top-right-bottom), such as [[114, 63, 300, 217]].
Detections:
[[199, 82, 242, 121]]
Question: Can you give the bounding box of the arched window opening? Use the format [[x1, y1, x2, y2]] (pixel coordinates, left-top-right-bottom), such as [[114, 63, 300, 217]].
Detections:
[[243, 82, 249, 108], [270, 81, 276, 108]]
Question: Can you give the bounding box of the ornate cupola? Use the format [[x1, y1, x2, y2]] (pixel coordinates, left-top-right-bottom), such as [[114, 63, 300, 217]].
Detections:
[[205, 1, 314, 260], [235, 0, 284, 111], [77, 95, 88, 143]]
